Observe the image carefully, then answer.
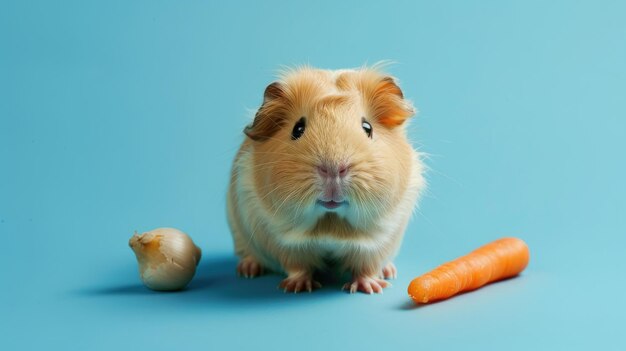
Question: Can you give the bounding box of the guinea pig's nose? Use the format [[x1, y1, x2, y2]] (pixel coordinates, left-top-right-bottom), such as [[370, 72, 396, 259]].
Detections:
[[317, 162, 349, 179]]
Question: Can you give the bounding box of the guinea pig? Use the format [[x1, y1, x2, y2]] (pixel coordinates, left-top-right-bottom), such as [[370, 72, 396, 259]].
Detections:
[[226, 65, 425, 294]]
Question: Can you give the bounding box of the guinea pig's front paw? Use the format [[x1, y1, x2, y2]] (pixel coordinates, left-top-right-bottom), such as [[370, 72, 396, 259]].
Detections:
[[279, 273, 322, 293], [343, 276, 391, 294], [381, 262, 397, 279], [236, 256, 264, 278]]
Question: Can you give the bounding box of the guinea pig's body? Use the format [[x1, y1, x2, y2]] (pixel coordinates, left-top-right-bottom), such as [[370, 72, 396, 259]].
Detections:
[[227, 66, 425, 293]]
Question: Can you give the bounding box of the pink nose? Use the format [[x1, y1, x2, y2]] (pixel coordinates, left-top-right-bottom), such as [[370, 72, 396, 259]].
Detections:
[[317, 162, 349, 179]]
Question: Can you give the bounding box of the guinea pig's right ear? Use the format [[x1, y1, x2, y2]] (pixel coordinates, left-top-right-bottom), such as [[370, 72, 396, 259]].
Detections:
[[244, 82, 288, 141]]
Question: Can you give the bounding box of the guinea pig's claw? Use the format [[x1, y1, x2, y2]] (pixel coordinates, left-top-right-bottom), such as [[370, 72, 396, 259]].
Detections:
[[279, 275, 321, 293], [344, 276, 390, 294], [382, 262, 398, 280], [236, 256, 264, 278]]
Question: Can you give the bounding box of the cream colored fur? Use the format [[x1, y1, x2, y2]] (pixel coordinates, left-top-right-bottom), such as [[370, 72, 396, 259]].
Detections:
[[226, 65, 425, 292]]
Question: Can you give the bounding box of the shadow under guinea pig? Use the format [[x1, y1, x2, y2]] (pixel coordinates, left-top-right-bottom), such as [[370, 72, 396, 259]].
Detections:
[[76, 254, 347, 306], [191, 255, 349, 303]]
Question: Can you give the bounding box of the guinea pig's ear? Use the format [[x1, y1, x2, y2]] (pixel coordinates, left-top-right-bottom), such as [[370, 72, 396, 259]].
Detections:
[[244, 82, 288, 141], [367, 77, 415, 128]]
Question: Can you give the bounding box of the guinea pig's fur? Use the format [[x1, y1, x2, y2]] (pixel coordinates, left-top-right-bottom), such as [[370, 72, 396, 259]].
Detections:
[[227, 65, 425, 294]]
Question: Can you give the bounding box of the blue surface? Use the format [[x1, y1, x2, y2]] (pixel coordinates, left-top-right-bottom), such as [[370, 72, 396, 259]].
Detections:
[[2, 1, 625, 350]]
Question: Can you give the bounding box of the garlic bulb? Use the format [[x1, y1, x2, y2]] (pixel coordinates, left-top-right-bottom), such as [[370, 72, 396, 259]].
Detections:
[[129, 227, 202, 291]]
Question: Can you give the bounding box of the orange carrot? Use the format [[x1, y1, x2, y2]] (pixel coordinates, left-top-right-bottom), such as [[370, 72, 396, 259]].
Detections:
[[408, 237, 529, 304]]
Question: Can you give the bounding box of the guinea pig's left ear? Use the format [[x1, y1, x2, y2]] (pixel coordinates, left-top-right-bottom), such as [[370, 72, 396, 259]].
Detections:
[[368, 77, 415, 128]]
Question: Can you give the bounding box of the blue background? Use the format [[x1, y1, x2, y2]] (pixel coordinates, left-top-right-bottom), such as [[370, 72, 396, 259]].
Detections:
[[2, 1, 625, 350]]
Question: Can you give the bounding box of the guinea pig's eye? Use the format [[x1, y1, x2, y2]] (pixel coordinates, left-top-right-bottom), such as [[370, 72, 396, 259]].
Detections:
[[362, 119, 373, 138], [291, 117, 306, 140]]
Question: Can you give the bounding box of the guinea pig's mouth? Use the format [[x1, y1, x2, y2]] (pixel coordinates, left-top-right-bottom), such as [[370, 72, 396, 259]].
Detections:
[[317, 200, 347, 210]]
